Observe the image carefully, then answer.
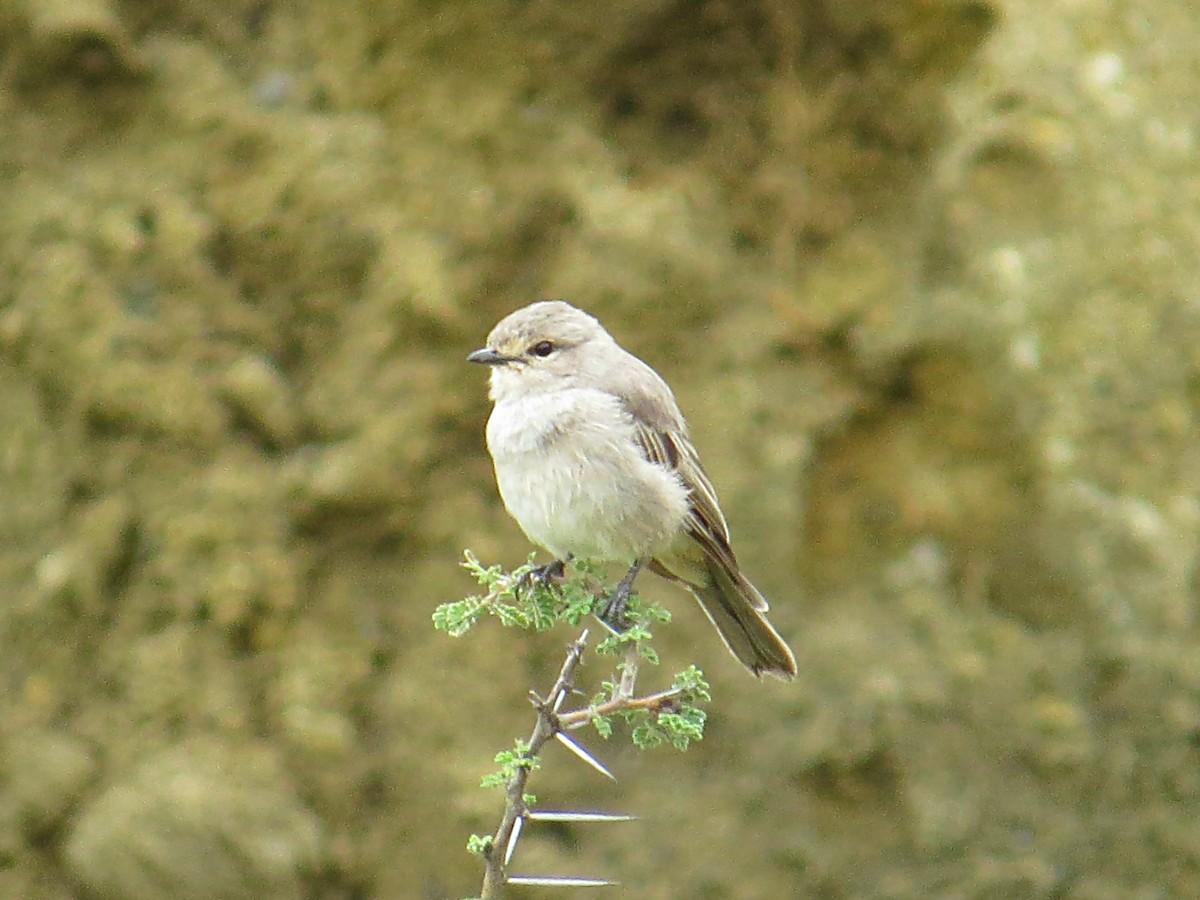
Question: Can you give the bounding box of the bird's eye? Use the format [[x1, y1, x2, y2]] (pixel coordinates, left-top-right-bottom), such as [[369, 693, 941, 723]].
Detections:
[[529, 341, 555, 358]]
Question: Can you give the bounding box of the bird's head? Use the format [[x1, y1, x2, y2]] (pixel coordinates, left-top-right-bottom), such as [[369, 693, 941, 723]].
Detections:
[[468, 300, 613, 402]]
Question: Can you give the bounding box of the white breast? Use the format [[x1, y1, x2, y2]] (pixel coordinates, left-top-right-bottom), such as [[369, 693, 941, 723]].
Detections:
[[485, 388, 689, 563]]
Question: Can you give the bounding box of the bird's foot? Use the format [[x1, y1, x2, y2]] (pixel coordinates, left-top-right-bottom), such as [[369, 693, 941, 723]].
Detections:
[[517, 556, 570, 594], [598, 560, 644, 633]]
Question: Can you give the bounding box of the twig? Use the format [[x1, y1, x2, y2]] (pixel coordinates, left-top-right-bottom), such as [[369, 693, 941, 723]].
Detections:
[[559, 640, 682, 728], [472, 607, 706, 895], [480, 631, 590, 898], [558, 687, 683, 729]]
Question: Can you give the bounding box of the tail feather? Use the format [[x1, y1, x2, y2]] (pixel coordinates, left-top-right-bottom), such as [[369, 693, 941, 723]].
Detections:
[[688, 558, 797, 680]]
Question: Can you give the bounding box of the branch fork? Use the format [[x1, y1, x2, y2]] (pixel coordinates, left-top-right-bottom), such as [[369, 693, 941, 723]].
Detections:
[[479, 633, 667, 898]]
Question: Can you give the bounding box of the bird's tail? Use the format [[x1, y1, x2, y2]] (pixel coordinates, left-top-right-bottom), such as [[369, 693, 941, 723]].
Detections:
[[659, 554, 796, 680], [691, 559, 797, 679]]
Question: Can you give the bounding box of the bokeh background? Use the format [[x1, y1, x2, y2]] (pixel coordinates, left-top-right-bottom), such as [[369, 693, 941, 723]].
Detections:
[[1, 1, 1199, 898]]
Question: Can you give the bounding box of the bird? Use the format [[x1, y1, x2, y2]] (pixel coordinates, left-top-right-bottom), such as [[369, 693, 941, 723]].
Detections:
[[468, 300, 796, 679]]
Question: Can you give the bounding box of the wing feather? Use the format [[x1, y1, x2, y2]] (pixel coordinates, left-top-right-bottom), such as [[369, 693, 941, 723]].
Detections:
[[629, 416, 738, 571], [608, 352, 738, 571]]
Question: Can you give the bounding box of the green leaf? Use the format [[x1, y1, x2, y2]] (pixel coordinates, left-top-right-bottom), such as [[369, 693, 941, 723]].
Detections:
[[672, 665, 712, 702], [592, 714, 614, 739], [631, 722, 663, 749], [658, 706, 707, 750], [431, 595, 489, 637], [467, 833, 492, 857]]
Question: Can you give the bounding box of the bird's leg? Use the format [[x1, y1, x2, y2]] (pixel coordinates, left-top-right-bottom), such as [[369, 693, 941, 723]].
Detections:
[[532, 557, 567, 582], [599, 559, 644, 631], [517, 554, 572, 594]]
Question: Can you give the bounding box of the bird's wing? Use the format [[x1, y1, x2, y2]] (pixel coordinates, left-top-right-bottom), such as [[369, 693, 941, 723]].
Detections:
[[612, 368, 737, 572], [635, 421, 737, 565]]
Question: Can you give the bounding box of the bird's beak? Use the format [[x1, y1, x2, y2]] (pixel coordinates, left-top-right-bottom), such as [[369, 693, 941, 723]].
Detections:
[[467, 347, 511, 366]]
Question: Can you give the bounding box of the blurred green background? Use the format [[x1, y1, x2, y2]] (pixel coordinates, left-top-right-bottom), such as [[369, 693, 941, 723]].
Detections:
[[1, 1, 1199, 898]]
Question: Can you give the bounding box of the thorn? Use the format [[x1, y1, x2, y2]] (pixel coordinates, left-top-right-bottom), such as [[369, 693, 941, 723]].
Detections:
[[554, 730, 616, 781], [503, 815, 524, 866], [593, 615, 622, 637], [526, 810, 636, 823], [506, 875, 617, 887]]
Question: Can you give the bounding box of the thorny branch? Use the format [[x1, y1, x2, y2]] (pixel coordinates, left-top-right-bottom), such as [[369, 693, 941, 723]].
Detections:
[[480, 631, 588, 898], [441, 555, 709, 897], [479, 635, 677, 898]]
